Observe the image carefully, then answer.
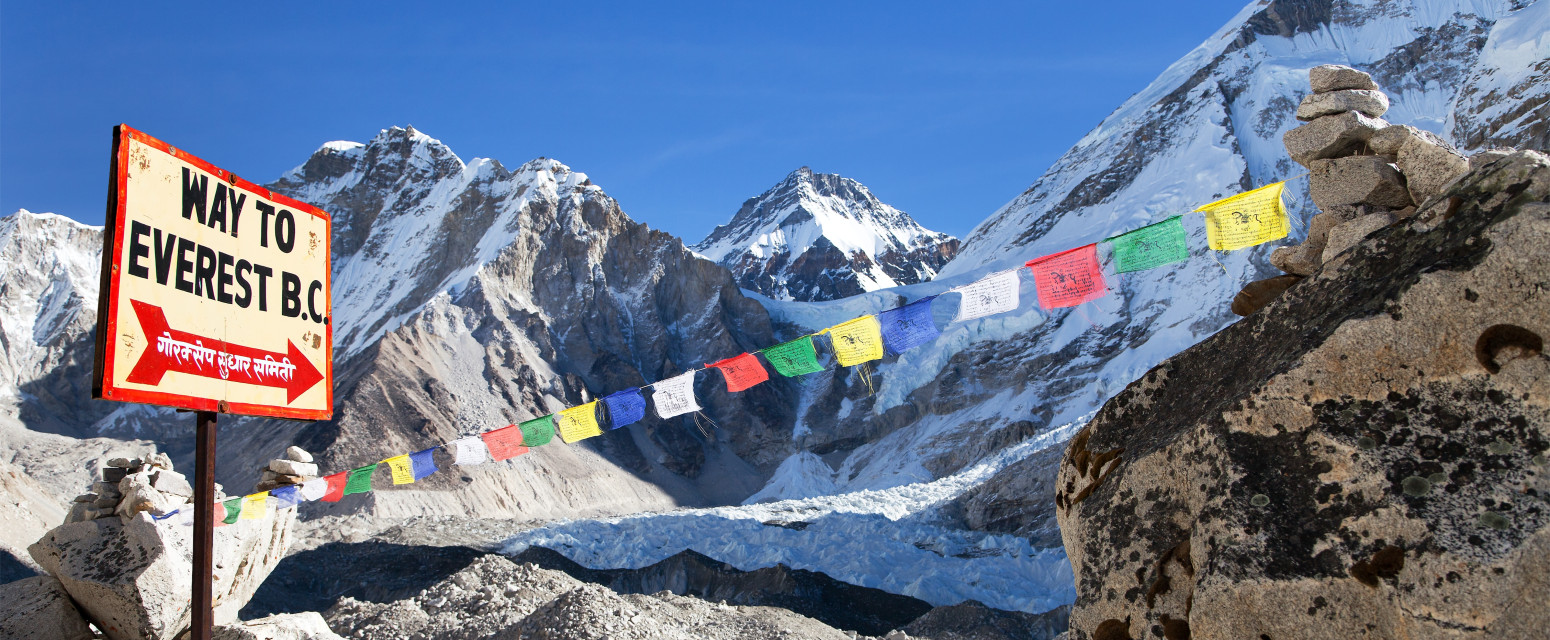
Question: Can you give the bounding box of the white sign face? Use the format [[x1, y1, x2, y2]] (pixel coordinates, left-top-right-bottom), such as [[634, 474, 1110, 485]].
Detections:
[[93, 125, 333, 420]]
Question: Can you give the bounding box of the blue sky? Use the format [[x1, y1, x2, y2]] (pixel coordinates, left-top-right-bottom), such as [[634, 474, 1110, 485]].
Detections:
[[1, 1, 1250, 241]]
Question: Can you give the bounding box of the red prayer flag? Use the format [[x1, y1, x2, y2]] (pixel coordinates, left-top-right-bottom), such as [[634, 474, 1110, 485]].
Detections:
[[1025, 243, 1107, 309], [706, 352, 769, 393], [481, 425, 529, 461], [319, 472, 348, 503]]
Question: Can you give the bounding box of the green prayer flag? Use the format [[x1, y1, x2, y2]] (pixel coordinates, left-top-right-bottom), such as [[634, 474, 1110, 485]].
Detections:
[[761, 335, 825, 376], [1107, 216, 1189, 273], [221, 498, 242, 524], [519, 415, 555, 447], [343, 464, 378, 496]]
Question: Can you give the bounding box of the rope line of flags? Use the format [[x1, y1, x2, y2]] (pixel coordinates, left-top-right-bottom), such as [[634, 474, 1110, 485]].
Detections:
[[195, 180, 1295, 525]]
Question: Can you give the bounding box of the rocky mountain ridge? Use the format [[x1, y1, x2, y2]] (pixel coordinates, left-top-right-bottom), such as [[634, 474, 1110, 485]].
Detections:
[[693, 166, 960, 302]]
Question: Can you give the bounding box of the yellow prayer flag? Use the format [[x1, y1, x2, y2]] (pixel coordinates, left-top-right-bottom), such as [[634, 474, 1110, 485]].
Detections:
[[826, 316, 884, 367], [1196, 181, 1290, 251], [557, 402, 602, 443], [239, 493, 267, 520], [382, 454, 415, 485]]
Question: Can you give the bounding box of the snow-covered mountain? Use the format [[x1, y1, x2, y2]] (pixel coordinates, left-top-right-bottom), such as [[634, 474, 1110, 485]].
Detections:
[[251, 126, 803, 519], [0, 127, 806, 523], [692, 167, 959, 302], [738, 0, 1550, 514]]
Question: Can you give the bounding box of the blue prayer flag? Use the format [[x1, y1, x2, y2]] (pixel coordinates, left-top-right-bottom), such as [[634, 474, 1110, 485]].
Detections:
[[879, 295, 940, 355], [409, 447, 438, 481], [603, 388, 646, 429], [269, 485, 301, 509]]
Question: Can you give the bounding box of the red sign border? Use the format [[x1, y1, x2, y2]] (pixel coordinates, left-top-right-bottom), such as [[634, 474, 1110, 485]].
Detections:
[[92, 124, 334, 421]]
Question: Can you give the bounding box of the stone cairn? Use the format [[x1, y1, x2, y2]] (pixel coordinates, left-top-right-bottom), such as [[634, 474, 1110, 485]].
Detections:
[[1233, 64, 1490, 316], [66, 452, 198, 525], [255, 446, 319, 493], [3, 447, 322, 640]]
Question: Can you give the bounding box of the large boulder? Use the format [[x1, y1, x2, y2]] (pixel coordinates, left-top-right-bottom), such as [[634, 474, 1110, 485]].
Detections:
[[29, 507, 297, 640], [1053, 151, 1550, 639], [0, 575, 95, 640]]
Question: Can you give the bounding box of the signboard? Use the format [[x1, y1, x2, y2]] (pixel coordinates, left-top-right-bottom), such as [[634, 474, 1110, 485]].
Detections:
[[93, 125, 332, 420]]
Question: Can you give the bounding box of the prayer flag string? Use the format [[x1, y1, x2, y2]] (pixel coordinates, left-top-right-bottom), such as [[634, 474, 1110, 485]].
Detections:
[[212, 178, 1301, 516]]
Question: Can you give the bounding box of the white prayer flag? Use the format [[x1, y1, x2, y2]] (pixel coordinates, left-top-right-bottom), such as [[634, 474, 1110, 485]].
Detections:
[[297, 477, 330, 502], [453, 437, 489, 466], [951, 269, 1021, 322], [652, 370, 701, 419]]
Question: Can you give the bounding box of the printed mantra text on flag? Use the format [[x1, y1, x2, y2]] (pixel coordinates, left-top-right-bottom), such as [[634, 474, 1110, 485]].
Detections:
[[879, 295, 939, 354], [557, 402, 603, 443], [409, 447, 438, 480], [761, 336, 825, 376], [826, 316, 884, 366], [707, 353, 769, 392], [519, 415, 556, 447], [452, 436, 489, 465], [652, 370, 701, 419], [602, 388, 646, 429], [1108, 216, 1189, 272], [1197, 181, 1290, 251], [344, 464, 377, 496], [383, 455, 415, 485], [1026, 243, 1107, 309], [482, 425, 529, 461], [951, 270, 1020, 321]]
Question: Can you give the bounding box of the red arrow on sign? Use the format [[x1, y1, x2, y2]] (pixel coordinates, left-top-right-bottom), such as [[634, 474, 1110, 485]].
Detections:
[[124, 300, 324, 403]]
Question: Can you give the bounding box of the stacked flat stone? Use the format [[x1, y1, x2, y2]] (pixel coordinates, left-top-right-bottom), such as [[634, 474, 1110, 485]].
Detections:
[[1230, 64, 1488, 316], [65, 453, 201, 524], [1270, 64, 1478, 280], [254, 445, 318, 492]]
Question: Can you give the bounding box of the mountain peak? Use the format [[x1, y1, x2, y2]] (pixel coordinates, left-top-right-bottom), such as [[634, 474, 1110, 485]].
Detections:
[[693, 168, 959, 302]]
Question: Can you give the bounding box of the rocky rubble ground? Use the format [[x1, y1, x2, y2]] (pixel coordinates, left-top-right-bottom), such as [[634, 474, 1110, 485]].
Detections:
[[324, 552, 1062, 640], [1049, 65, 1549, 639]]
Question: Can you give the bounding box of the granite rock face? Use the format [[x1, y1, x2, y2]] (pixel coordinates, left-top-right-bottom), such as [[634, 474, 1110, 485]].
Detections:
[[0, 575, 94, 640], [1320, 211, 1397, 263], [1054, 151, 1550, 639], [1398, 136, 1473, 205]]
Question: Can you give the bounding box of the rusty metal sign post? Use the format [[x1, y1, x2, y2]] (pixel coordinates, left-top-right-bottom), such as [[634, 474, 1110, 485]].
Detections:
[[93, 125, 333, 639]]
